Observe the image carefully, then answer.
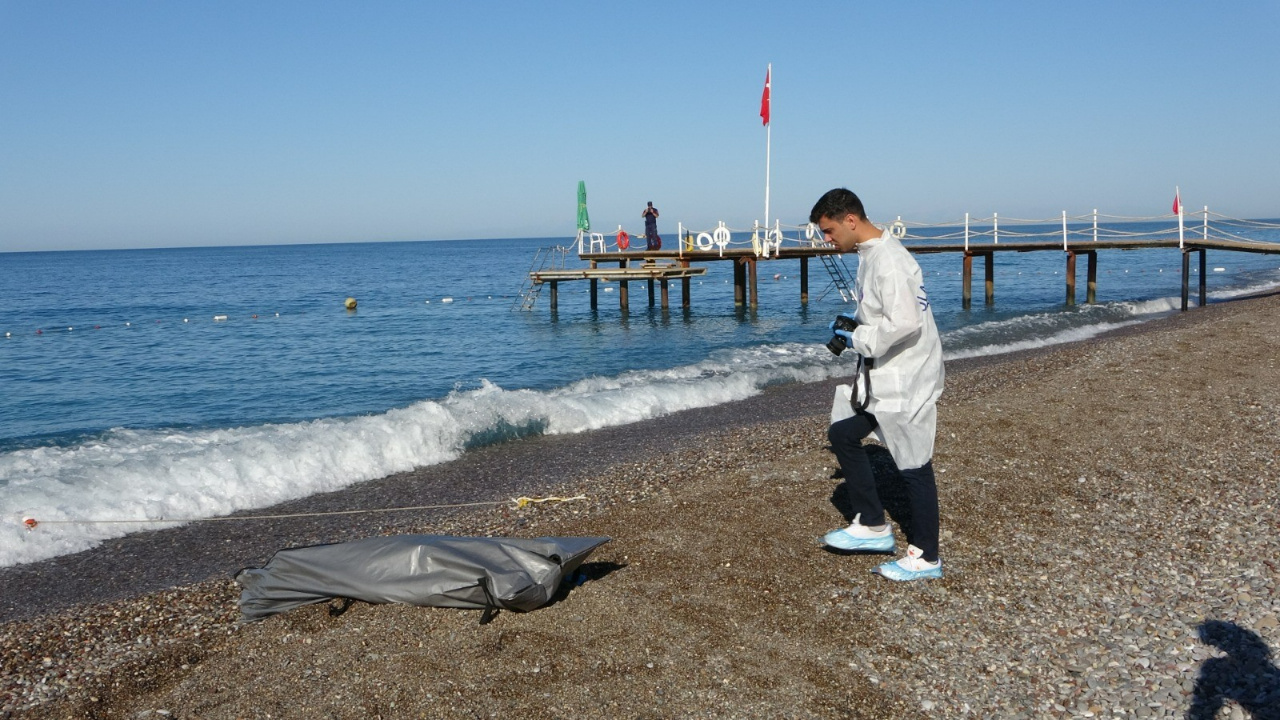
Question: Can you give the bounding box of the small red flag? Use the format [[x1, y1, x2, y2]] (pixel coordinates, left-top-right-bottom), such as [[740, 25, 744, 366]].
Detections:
[[1172, 189, 1180, 215], [760, 67, 771, 126]]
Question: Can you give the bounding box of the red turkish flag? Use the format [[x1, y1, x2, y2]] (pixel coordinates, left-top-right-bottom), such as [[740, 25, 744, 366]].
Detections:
[[1172, 189, 1180, 215], [760, 67, 771, 126]]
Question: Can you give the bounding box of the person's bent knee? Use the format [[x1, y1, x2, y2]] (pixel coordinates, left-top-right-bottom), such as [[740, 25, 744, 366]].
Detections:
[[827, 422, 845, 446]]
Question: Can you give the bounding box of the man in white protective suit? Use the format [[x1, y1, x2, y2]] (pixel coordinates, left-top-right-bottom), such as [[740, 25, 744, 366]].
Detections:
[[810, 188, 946, 581]]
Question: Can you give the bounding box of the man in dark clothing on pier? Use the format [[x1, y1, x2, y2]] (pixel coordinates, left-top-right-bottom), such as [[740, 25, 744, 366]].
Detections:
[[643, 202, 662, 250]]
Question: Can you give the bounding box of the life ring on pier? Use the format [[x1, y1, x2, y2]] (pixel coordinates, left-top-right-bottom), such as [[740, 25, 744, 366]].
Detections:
[[712, 223, 731, 249], [616, 230, 630, 250], [696, 232, 714, 251], [891, 221, 907, 239]]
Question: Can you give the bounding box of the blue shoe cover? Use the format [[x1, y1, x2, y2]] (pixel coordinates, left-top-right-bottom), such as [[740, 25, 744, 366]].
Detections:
[[821, 527, 895, 553], [873, 547, 942, 581]]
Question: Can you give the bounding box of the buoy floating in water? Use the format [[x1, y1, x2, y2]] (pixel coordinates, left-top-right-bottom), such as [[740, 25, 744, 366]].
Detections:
[[441, 297, 454, 303], [22, 517, 37, 530], [1213, 267, 1225, 272], [344, 297, 357, 310], [213, 315, 228, 322]]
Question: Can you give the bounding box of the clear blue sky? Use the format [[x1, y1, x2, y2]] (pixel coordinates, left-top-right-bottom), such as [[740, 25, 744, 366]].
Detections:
[[2, 1, 1277, 252]]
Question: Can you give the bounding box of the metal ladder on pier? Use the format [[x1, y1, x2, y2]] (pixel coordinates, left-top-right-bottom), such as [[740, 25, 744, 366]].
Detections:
[[512, 245, 571, 311], [817, 253, 857, 303]]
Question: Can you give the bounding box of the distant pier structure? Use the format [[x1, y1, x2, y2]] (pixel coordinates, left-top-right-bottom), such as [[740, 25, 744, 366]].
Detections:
[[516, 211, 1280, 313]]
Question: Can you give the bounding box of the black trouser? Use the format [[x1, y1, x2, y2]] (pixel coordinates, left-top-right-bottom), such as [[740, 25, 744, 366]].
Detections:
[[828, 411, 940, 562]]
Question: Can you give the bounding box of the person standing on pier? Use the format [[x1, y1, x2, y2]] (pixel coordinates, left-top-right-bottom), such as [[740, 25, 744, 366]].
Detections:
[[811, 188, 946, 581], [642, 202, 662, 250]]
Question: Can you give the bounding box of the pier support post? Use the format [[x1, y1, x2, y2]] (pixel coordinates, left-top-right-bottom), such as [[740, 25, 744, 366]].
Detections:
[[734, 260, 746, 306], [619, 260, 629, 312], [661, 278, 669, 309], [589, 260, 598, 310], [962, 253, 973, 310], [681, 259, 692, 309], [648, 277, 656, 307], [748, 258, 758, 309], [1065, 250, 1077, 306], [1198, 249, 1206, 307], [1086, 251, 1097, 304], [800, 256, 809, 303], [984, 253, 994, 305], [1181, 250, 1190, 311], [549, 281, 559, 311]]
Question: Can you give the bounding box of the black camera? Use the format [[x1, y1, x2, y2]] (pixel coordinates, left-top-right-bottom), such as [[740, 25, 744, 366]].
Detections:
[[826, 315, 858, 355]]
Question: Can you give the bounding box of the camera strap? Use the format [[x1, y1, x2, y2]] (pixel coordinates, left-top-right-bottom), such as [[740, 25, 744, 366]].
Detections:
[[851, 354, 873, 411]]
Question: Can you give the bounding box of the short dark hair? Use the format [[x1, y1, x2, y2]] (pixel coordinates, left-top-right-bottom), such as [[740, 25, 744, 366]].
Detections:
[[809, 188, 866, 224]]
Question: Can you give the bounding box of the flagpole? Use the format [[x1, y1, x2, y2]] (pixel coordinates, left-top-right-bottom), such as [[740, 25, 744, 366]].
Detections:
[[765, 119, 771, 228], [1176, 186, 1184, 249], [763, 64, 771, 229]]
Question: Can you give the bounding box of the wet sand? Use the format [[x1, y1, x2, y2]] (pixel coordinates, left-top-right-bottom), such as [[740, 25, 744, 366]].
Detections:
[[3, 293, 1278, 718]]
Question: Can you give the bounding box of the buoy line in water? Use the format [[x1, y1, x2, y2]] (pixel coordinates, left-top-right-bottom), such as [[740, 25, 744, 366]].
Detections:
[[17, 494, 588, 531], [1, 294, 521, 341]]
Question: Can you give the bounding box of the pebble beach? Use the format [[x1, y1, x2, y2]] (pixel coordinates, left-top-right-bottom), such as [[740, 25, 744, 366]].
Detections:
[[2, 292, 1279, 719]]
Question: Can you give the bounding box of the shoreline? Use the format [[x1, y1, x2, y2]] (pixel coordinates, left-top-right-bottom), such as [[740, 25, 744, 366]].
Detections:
[[1, 295, 1231, 621], [0, 306, 1171, 625], [3, 294, 1279, 717]]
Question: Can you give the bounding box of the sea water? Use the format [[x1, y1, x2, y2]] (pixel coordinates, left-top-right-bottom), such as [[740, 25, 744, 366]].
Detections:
[[3, 223, 1280, 567]]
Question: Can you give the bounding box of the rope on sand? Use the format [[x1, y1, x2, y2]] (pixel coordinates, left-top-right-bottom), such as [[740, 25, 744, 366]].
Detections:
[[19, 495, 589, 531]]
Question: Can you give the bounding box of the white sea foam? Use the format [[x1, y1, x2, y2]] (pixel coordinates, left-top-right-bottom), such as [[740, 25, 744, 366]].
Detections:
[[940, 296, 1179, 360], [943, 319, 1146, 361], [0, 344, 841, 567], [1208, 277, 1280, 301]]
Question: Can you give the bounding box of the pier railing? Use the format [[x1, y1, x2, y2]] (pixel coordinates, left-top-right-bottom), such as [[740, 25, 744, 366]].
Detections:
[[898, 210, 1280, 252], [578, 210, 1280, 257]]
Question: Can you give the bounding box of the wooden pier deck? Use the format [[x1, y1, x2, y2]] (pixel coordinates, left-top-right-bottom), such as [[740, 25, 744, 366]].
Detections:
[[530, 262, 706, 310]]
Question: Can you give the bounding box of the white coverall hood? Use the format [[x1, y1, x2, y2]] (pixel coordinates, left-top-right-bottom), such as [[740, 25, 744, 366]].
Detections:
[[845, 228, 945, 469]]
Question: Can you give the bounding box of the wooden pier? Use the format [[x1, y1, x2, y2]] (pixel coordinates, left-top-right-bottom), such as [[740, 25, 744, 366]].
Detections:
[[574, 248, 834, 311], [564, 236, 1280, 313], [530, 262, 706, 310]]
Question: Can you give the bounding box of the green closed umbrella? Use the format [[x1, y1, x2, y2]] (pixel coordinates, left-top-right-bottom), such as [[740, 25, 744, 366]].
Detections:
[[576, 180, 590, 232]]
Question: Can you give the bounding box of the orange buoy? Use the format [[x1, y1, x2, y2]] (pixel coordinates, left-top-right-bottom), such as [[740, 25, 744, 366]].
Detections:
[[22, 517, 37, 530]]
